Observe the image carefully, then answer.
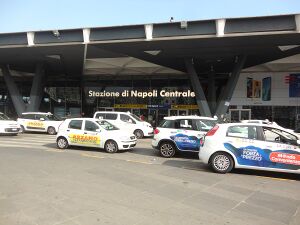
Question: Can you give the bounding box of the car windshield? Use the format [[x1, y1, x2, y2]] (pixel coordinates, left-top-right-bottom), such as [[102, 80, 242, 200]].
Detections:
[[130, 113, 141, 122], [196, 119, 217, 131], [0, 113, 10, 120], [96, 120, 119, 130], [45, 114, 62, 121]]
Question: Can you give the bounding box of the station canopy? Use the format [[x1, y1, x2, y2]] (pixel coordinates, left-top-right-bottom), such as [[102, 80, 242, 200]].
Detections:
[[1, 14, 300, 80]]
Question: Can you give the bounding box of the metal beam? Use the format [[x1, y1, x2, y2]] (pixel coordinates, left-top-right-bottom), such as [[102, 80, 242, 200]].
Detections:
[[1, 65, 26, 116], [185, 58, 211, 117], [215, 55, 247, 117], [27, 63, 46, 112], [207, 68, 216, 114]]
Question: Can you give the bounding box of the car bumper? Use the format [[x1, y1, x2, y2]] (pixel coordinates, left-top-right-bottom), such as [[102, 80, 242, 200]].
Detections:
[[118, 141, 137, 150], [0, 127, 20, 134], [151, 138, 159, 149], [142, 128, 154, 137]]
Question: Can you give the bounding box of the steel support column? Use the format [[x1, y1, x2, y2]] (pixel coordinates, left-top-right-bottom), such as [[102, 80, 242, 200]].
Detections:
[[28, 63, 45, 112], [1, 65, 26, 116], [185, 58, 211, 117], [208, 69, 216, 115], [215, 55, 247, 117]]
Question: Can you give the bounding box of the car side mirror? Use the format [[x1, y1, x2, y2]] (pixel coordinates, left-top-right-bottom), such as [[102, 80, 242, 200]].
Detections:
[[96, 128, 101, 133], [40, 118, 45, 121]]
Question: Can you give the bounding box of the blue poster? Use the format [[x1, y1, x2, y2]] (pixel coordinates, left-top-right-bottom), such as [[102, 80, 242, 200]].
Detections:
[[289, 74, 300, 97]]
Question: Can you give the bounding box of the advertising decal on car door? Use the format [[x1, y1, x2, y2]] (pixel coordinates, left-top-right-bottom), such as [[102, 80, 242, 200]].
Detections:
[[69, 134, 100, 145], [26, 121, 45, 129], [170, 133, 200, 151], [224, 143, 300, 170]]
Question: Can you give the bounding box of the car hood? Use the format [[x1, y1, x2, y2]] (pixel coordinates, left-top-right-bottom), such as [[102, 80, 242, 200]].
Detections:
[[0, 120, 19, 126]]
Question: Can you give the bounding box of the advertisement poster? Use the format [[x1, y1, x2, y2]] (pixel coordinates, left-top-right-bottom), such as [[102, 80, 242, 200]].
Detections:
[[262, 77, 271, 101], [252, 80, 261, 98], [289, 74, 300, 97], [247, 77, 253, 98]]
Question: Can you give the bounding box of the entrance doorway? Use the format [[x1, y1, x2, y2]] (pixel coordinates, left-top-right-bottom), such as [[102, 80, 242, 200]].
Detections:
[[168, 109, 188, 116], [229, 109, 251, 122]]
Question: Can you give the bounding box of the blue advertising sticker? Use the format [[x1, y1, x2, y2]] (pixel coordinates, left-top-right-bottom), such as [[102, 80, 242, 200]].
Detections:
[[170, 133, 200, 151], [224, 143, 300, 170]]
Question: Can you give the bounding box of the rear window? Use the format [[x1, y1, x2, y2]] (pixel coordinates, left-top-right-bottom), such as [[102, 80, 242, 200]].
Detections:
[[195, 119, 217, 132], [227, 126, 257, 139], [158, 120, 175, 128], [105, 113, 117, 120], [68, 120, 83, 130]]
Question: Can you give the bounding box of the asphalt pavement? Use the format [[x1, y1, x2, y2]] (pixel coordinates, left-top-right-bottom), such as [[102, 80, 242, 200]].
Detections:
[[0, 133, 300, 225]]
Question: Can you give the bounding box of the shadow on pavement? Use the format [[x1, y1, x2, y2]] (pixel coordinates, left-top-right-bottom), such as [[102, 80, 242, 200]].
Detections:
[[232, 168, 300, 181]]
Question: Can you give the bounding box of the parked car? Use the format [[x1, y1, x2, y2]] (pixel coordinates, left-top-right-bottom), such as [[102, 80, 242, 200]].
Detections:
[[93, 111, 153, 139], [152, 116, 217, 157], [0, 112, 20, 135], [241, 119, 295, 134], [199, 123, 300, 174], [17, 112, 63, 135], [56, 118, 137, 153]]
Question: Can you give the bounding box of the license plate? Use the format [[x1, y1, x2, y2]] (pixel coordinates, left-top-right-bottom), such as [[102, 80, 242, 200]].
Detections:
[[12, 128, 17, 131]]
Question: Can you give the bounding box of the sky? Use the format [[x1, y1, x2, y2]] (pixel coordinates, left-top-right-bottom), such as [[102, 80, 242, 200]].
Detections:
[[0, 0, 300, 33]]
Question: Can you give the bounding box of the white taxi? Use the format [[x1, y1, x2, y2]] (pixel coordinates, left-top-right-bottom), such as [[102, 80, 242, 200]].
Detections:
[[152, 116, 217, 157], [0, 112, 20, 135], [199, 123, 300, 174], [56, 118, 137, 153], [17, 112, 63, 135]]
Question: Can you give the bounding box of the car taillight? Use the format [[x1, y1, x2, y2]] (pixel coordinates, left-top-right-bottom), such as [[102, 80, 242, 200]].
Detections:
[[206, 125, 219, 136], [154, 128, 160, 134]]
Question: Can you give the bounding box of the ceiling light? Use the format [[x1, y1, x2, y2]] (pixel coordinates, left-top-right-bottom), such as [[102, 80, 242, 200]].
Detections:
[[278, 45, 300, 51], [144, 50, 161, 56]]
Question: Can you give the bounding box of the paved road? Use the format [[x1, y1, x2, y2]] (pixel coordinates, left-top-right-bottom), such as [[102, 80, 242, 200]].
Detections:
[[0, 133, 300, 225]]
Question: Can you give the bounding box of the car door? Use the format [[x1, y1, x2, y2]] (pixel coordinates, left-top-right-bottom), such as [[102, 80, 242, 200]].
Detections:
[[25, 114, 45, 131], [258, 126, 300, 172], [222, 125, 265, 168], [67, 119, 85, 146], [83, 120, 102, 148], [171, 119, 200, 152]]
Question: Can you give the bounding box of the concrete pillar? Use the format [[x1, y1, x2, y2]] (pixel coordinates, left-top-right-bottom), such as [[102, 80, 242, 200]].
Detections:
[[215, 55, 247, 117], [27, 63, 46, 112], [185, 58, 212, 117], [1, 65, 26, 116], [208, 68, 216, 115]]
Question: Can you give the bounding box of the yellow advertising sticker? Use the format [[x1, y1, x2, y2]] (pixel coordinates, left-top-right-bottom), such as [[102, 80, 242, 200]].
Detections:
[[26, 121, 45, 128], [69, 134, 100, 145]]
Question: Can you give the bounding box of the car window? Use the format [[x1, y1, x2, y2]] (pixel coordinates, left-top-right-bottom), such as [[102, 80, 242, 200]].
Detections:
[[174, 119, 194, 130], [120, 114, 136, 124], [96, 120, 119, 130], [95, 113, 106, 119], [35, 115, 45, 120], [85, 120, 99, 132], [263, 127, 298, 145], [227, 126, 257, 139], [105, 113, 117, 120], [195, 119, 217, 132], [68, 120, 83, 130], [22, 114, 35, 120], [159, 120, 175, 128]]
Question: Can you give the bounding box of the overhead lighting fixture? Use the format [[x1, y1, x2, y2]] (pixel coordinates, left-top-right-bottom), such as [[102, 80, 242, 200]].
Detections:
[[52, 30, 60, 39], [180, 21, 188, 29], [144, 50, 161, 56], [278, 45, 300, 51]]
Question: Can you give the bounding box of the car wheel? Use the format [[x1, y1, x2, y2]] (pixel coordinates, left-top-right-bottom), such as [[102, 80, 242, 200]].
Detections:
[[104, 140, 118, 153], [159, 142, 176, 158], [211, 152, 234, 174], [134, 129, 144, 139], [47, 126, 56, 135], [19, 125, 25, 133], [57, 137, 68, 149]]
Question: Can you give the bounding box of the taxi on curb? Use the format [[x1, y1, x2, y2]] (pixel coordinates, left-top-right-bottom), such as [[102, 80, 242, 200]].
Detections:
[[152, 115, 217, 157], [0, 112, 20, 135], [56, 118, 137, 153], [199, 123, 300, 174], [17, 112, 63, 135]]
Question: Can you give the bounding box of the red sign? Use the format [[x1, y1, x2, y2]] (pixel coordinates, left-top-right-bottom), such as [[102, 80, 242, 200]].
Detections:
[[270, 152, 300, 165]]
